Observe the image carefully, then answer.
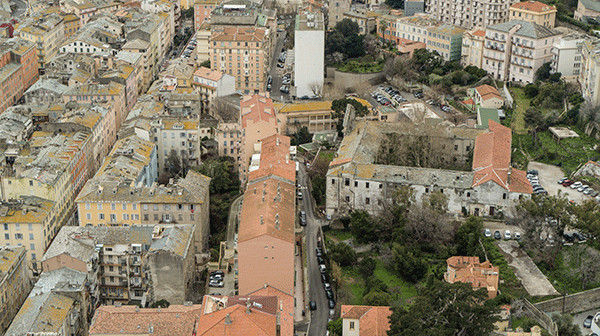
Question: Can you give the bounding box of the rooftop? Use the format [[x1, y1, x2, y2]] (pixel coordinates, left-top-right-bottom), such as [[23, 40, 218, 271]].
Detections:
[[510, 1, 556, 13], [340, 305, 392, 336], [487, 20, 561, 39], [210, 26, 267, 43], [428, 24, 465, 36], [241, 94, 276, 127], [247, 134, 296, 183], [0, 246, 25, 284]]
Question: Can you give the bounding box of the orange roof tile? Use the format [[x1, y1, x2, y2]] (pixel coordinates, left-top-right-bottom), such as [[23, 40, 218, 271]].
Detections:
[[475, 84, 503, 101], [472, 121, 532, 193], [238, 177, 295, 244], [510, 1, 556, 13], [248, 285, 294, 336], [463, 98, 475, 105], [341, 305, 392, 336], [248, 134, 296, 183], [211, 27, 267, 42], [472, 29, 486, 37], [89, 305, 202, 336], [241, 94, 277, 128], [194, 66, 224, 82], [445, 256, 499, 298]]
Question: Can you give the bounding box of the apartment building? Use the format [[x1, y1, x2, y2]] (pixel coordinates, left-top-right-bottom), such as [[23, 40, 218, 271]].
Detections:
[[238, 134, 296, 295], [63, 81, 128, 130], [509, 1, 556, 28], [275, 101, 336, 134], [240, 94, 279, 178], [396, 14, 441, 45], [294, 12, 325, 98], [343, 10, 376, 35], [376, 12, 404, 45], [575, 0, 600, 21], [59, 17, 123, 55], [580, 37, 600, 106], [24, 78, 69, 105], [444, 256, 499, 299], [329, 0, 351, 26], [551, 33, 587, 83], [194, 0, 219, 30], [0, 38, 39, 113], [0, 246, 31, 335], [76, 170, 210, 252], [193, 67, 236, 103], [195, 22, 211, 65], [426, 24, 465, 61], [341, 305, 392, 336], [210, 27, 268, 94], [461, 28, 485, 68], [61, 13, 81, 37], [5, 268, 88, 336], [482, 20, 561, 83], [15, 13, 65, 72], [426, 0, 518, 29]]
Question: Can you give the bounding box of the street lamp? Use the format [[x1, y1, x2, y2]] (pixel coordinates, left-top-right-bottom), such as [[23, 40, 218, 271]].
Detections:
[[553, 280, 567, 314]]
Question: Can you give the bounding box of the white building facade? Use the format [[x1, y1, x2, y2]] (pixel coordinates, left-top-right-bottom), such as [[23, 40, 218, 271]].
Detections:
[[294, 13, 325, 98]]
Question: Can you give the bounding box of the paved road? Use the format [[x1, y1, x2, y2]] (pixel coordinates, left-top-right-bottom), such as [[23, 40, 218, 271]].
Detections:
[[268, 31, 289, 101], [298, 165, 328, 336], [528, 161, 589, 203]]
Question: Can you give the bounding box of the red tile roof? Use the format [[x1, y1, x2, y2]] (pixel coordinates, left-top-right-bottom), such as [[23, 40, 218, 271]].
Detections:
[[241, 94, 277, 128], [341, 305, 392, 336], [472, 29, 486, 37], [510, 1, 556, 13], [196, 302, 277, 335], [475, 84, 503, 101], [89, 305, 202, 336], [193, 66, 223, 82], [472, 121, 532, 193], [248, 134, 296, 183], [248, 285, 294, 336], [445, 256, 499, 298], [211, 26, 267, 42]]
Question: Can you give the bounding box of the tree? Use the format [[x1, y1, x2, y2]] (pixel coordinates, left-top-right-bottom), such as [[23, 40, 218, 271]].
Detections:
[[388, 280, 499, 336], [200, 60, 210, 68], [365, 276, 388, 294], [363, 291, 392, 306], [327, 318, 343, 336], [455, 216, 485, 259], [524, 107, 544, 148], [552, 314, 582, 336], [329, 242, 357, 267], [535, 62, 553, 81], [165, 149, 184, 178], [358, 257, 377, 279], [195, 157, 240, 194], [385, 0, 403, 8], [350, 210, 378, 244], [294, 126, 312, 145], [524, 83, 539, 98], [325, 19, 365, 59], [308, 81, 323, 97], [392, 244, 428, 282], [404, 192, 453, 245], [150, 299, 170, 308], [565, 244, 600, 290]]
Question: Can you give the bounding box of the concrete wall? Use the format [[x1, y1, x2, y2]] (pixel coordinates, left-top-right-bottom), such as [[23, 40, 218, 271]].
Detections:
[[328, 68, 384, 91], [534, 287, 600, 314], [516, 299, 558, 336], [148, 250, 192, 304]]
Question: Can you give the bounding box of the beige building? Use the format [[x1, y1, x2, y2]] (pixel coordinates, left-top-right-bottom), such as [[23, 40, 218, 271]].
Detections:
[[341, 305, 392, 336], [240, 94, 279, 178], [15, 14, 65, 72], [509, 1, 556, 28], [426, 24, 465, 61], [396, 14, 441, 45], [461, 28, 486, 68], [41, 225, 195, 306], [275, 100, 336, 134], [194, 22, 211, 65], [425, 0, 518, 29], [0, 246, 31, 335], [482, 20, 561, 84], [580, 37, 600, 106], [210, 27, 268, 94], [343, 10, 376, 35], [575, 0, 600, 21], [329, 0, 351, 26]]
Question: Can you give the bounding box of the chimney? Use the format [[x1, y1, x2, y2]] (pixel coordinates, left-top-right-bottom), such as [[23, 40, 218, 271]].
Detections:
[[246, 300, 251, 314], [225, 314, 232, 324], [276, 311, 281, 336], [507, 167, 512, 185]]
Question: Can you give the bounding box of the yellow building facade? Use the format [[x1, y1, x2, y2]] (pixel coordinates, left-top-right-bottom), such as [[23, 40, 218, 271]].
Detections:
[[0, 246, 31, 335]]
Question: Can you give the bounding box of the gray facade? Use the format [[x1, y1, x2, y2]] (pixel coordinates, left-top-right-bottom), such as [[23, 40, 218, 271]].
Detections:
[[404, 0, 424, 16]]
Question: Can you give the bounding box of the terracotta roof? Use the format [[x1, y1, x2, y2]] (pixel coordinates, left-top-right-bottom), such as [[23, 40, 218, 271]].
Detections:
[[510, 1, 556, 13], [445, 256, 499, 297], [462, 98, 475, 105], [89, 305, 202, 336], [247, 285, 294, 336], [241, 94, 277, 128], [341, 305, 392, 336], [248, 134, 296, 183], [211, 26, 267, 42], [472, 121, 532, 193], [472, 29, 486, 37], [238, 177, 295, 244], [475, 84, 503, 101], [193, 66, 224, 82]]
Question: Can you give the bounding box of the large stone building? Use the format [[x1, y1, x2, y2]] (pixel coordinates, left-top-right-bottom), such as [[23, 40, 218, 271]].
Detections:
[[482, 20, 561, 84], [461, 27, 486, 68], [0, 246, 31, 335], [425, 0, 518, 29], [574, 0, 600, 22], [579, 37, 600, 106], [426, 24, 465, 61], [326, 121, 532, 217], [551, 33, 588, 83], [41, 225, 196, 306], [294, 12, 325, 98], [509, 1, 556, 28], [0, 38, 39, 113]]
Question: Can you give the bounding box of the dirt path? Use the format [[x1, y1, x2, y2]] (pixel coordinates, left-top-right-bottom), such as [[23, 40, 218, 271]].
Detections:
[[496, 240, 559, 297]]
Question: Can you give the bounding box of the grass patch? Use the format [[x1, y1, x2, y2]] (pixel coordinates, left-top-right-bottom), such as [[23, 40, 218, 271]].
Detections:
[[374, 259, 417, 304], [535, 246, 600, 295], [336, 59, 384, 73], [508, 87, 531, 134], [325, 229, 353, 242], [319, 150, 335, 162], [483, 239, 529, 299]]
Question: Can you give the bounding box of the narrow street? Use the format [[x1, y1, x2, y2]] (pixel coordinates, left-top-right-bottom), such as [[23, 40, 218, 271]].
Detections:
[[267, 31, 289, 101], [298, 165, 329, 336]]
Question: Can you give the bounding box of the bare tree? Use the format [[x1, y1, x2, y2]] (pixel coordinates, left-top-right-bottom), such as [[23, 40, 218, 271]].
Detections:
[[565, 245, 600, 290], [210, 98, 239, 122], [404, 192, 454, 245], [308, 81, 324, 97]]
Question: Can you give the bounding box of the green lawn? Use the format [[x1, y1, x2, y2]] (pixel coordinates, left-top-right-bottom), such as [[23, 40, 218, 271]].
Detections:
[[509, 87, 531, 134], [325, 229, 353, 242], [319, 150, 335, 162], [374, 259, 417, 304]]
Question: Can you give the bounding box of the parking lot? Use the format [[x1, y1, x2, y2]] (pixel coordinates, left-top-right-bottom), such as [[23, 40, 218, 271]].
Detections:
[[366, 85, 452, 120], [528, 162, 589, 203], [573, 309, 599, 336]]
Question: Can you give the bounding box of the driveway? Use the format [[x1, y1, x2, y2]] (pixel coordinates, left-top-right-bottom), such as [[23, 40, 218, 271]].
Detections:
[[496, 240, 559, 296], [298, 165, 329, 336], [573, 309, 599, 336], [527, 162, 589, 203]]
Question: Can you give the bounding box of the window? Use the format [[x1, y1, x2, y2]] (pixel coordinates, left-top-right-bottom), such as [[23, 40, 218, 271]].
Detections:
[[331, 179, 335, 184], [123, 214, 129, 220], [345, 196, 350, 202], [30, 243, 35, 250], [164, 204, 170, 210], [85, 203, 91, 210], [4, 233, 8, 240], [143, 204, 148, 211], [3, 223, 6, 230], [345, 178, 350, 186], [111, 203, 116, 210], [366, 182, 370, 189], [190, 214, 195, 220], [350, 321, 355, 330], [99, 214, 105, 220], [132, 204, 137, 210], [354, 181, 358, 187], [467, 192, 471, 197], [110, 214, 116, 222], [122, 204, 127, 210], [365, 197, 370, 205], [31, 253, 36, 260], [14, 233, 22, 240], [144, 214, 149, 221], [154, 214, 159, 220], [503, 193, 507, 200], [29, 180, 33, 186], [86, 213, 92, 220]]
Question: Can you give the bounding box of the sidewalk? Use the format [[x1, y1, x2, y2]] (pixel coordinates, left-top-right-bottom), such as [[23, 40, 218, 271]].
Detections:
[[294, 248, 306, 322]]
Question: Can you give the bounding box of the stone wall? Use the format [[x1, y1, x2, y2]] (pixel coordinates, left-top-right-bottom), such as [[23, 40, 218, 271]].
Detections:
[[513, 299, 558, 336], [326, 67, 384, 91], [534, 287, 600, 314]]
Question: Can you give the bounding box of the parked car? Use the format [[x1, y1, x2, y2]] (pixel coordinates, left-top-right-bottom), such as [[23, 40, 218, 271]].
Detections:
[[328, 300, 336, 309], [494, 231, 501, 239], [484, 228, 491, 238], [578, 185, 589, 192], [584, 315, 593, 328], [319, 264, 326, 273], [324, 283, 331, 291], [563, 233, 574, 243], [557, 177, 567, 184], [326, 289, 334, 300], [309, 301, 317, 311], [562, 180, 574, 187], [584, 188, 594, 195], [277, 63, 284, 68], [504, 230, 511, 240], [317, 256, 325, 265], [297, 191, 303, 199], [514, 232, 521, 240], [571, 182, 583, 189], [321, 273, 327, 283], [209, 280, 224, 287], [316, 248, 323, 257], [527, 169, 538, 175]]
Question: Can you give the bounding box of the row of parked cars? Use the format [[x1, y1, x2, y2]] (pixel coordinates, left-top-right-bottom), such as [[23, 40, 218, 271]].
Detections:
[[485, 229, 521, 240], [527, 170, 548, 195], [181, 37, 196, 59], [208, 270, 224, 288], [559, 178, 599, 197], [310, 247, 336, 313]]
